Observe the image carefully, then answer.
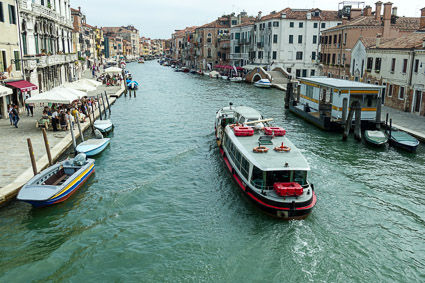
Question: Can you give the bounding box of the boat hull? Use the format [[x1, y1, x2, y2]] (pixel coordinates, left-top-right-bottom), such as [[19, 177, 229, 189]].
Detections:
[[219, 148, 316, 220], [364, 131, 388, 146], [76, 139, 110, 156], [20, 162, 95, 207], [253, 83, 271, 88], [389, 138, 419, 153]]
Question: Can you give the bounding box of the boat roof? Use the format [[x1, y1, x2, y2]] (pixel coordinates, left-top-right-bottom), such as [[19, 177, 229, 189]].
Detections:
[[300, 77, 384, 90], [224, 106, 309, 171]]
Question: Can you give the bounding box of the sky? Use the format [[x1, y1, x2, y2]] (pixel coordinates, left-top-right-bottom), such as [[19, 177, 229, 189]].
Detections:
[[71, 0, 424, 39]]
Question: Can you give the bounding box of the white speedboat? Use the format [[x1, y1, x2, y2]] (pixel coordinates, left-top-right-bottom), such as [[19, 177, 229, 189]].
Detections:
[[76, 130, 110, 156], [253, 79, 272, 88], [215, 104, 316, 219], [94, 120, 113, 133], [229, 77, 243, 83]]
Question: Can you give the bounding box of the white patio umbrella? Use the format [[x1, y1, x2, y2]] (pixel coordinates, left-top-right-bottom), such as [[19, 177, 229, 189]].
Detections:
[[104, 67, 123, 74], [80, 78, 102, 87], [0, 85, 12, 97], [25, 89, 79, 104], [54, 87, 86, 99], [64, 82, 96, 92]]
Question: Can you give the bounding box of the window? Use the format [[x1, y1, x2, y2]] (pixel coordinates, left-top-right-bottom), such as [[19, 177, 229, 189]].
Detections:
[[8, 4, 16, 24], [298, 35, 302, 44], [289, 22, 294, 28], [398, 86, 405, 100], [366, 57, 373, 71], [14, 51, 20, 71], [313, 22, 318, 28], [273, 34, 278, 43], [296, 69, 301, 77], [272, 51, 277, 60], [333, 35, 337, 44], [22, 33, 27, 55], [273, 21, 279, 27], [235, 33, 240, 40], [0, 51, 6, 72], [332, 53, 336, 64], [302, 69, 307, 77], [343, 33, 347, 44], [321, 23, 326, 28], [375, 58, 381, 72], [402, 59, 408, 73], [0, 3, 4, 22], [387, 84, 393, 97], [232, 20, 237, 25], [287, 68, 291, 73], [258, 51, 263, 59], [391, 58, 396, 72], [299, 22, 303, 28], [312, 51, 316, 60], [268, 22, 271, 28], [235, 46, 240, 53], [207, 48, 211, 57], [289, 35, 293, 44], [313, 35, 317, 44], [311, 69, 315, 76], [296, 51, 303, 60], [414, 59, 419, 73], [240, 157, 249, 180]]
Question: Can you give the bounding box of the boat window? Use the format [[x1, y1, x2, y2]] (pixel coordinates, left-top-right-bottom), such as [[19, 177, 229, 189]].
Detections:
[[239, 117, 245, 124], [234, 150, 241, 169], [294, 171, 307, 185], [240, 156, 249, 180], [251, 166, 264, 189], [365, 95, 377, 107], [267, 170, 291, 187]]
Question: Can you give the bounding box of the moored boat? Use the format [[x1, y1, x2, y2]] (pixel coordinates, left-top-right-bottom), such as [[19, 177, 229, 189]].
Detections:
[[253, 79, 272, 88], [388, 129, 419, 153], [215, 104, 316, 219], [229, 77, 243, 83], [364, 130, 388, 146], [17, 154, 95, 207], [94, 119, 114, 133], [76, 130, 110, 157]]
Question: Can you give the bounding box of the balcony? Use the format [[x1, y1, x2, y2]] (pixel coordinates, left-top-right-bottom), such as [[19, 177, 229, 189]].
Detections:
[[219, 40, 230, 49], [19, 1, 73, 28]]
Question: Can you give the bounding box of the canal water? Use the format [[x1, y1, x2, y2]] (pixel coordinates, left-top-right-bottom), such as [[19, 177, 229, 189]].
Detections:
[[1, 62, 424, 282]]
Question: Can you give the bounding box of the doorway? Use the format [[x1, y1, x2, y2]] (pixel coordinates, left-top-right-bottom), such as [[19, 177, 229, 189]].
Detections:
[[413, 90, 422, 113]]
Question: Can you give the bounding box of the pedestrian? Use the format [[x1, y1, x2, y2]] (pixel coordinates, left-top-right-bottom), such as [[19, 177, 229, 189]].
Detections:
[[60, 110, 67, 130], [29, 102, 34, 117], [67, 109, 75, 130], [7, 104, 13, 125], [52, 107, 58, 131], [12, 104, 19, 128], [24, 93, 30, 116]]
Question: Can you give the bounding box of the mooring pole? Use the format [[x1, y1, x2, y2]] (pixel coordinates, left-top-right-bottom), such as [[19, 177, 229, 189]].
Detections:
[[27, 138, 37, 176], [104, 91, 111, 114], [134, 88, 136, 98], [101, 93, 107, 119], [88, 108, 95, 133], [375, 91, 382, 129], [389, 118, 393, 144], [42, 129, 53, 166], [69, 120, 77, 155], [341, 98, 348, 125], [76, 115, 84, 142], [285, 82, 292, 109], [385, 113, 389, 135], [354, 102, 362, 141], [342, 101, 356, 141], [97, 95, 103, 120]]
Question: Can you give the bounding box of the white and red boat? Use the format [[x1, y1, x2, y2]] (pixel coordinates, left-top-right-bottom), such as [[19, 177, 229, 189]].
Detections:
[[215, 104, 316, 219]]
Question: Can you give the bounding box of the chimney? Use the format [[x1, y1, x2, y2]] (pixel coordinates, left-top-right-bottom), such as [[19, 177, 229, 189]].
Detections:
[[375, 1, 383, 21], [421, 8, 425, 29], [258, 11, 262, 20], [383, 2, 392, 21], [78, 6, 81, 12], [364, 6, 372, 16], [392, 7, 397, 16], [376, 33, 382, 48], [350, 8, 362, 18]]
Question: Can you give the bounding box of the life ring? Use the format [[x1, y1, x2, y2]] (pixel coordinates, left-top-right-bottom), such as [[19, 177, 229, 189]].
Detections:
[[274, 145, 291, 152], [253, 146, 269, 153]]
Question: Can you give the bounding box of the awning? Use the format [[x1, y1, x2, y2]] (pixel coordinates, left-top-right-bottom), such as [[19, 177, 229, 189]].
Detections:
[[0, 85, 13, 98], [25, 89, 79, 104], [6, 80, 38, 92]]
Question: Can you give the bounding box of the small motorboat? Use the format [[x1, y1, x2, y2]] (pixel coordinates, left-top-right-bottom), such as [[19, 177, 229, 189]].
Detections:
[[76, 130, 110, 157], [190, 70, 198, 74], [203, 72, 210, 76], [389, 129, 419, 153], [138, 58, 144, 63], [229, 77, 243, 83], [17, 153, 95, 207], [209, 71, 220, 78], [254, 79, 272, 88], [127, 80, 138, 90], [94, 119, 114, 133], [364, 130, 388, 146], [183, 68, 190, 73], [197, 70, 203, 75], [221, 75, 229, 80]]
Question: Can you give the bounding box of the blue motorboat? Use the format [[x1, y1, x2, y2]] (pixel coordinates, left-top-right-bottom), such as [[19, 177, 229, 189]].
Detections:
[[126, 80, 138, 90], [389, 130, 419, 153]]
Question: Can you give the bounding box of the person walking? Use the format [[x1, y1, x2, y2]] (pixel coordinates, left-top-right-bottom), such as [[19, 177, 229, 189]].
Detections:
[[7, 104, 13, 125], [28, 102, 34, 117], [12, 104, 19, 128]]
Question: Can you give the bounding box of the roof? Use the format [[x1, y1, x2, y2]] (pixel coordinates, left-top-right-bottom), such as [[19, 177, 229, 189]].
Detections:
[[324, 16, 420, 33], [259, 8, 340, 22], [359, 37, 395, 48], [173, 26, 198, 37], [225, 106, 310, 171], [233, 18, 256, 28], [300, 77, 384, 90], [369, 33, 425, 49]]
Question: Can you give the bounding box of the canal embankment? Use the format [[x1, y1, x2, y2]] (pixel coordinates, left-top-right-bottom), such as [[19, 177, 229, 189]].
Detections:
[[0, 72, 125, 205]]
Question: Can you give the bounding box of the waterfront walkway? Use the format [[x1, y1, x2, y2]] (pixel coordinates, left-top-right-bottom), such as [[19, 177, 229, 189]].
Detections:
[[0, 70, 124, 204], [381, 106, 425, 141]]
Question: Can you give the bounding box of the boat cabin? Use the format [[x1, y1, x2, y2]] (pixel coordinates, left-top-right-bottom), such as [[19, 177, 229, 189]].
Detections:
[[293, 77, 384, 130]]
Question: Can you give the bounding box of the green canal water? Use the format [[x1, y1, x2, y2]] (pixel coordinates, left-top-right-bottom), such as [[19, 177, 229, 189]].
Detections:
[[1, 62, 424, 282]]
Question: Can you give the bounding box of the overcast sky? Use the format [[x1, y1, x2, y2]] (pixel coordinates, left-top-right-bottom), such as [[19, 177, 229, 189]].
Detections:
[[71, 0, 424, 39]]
